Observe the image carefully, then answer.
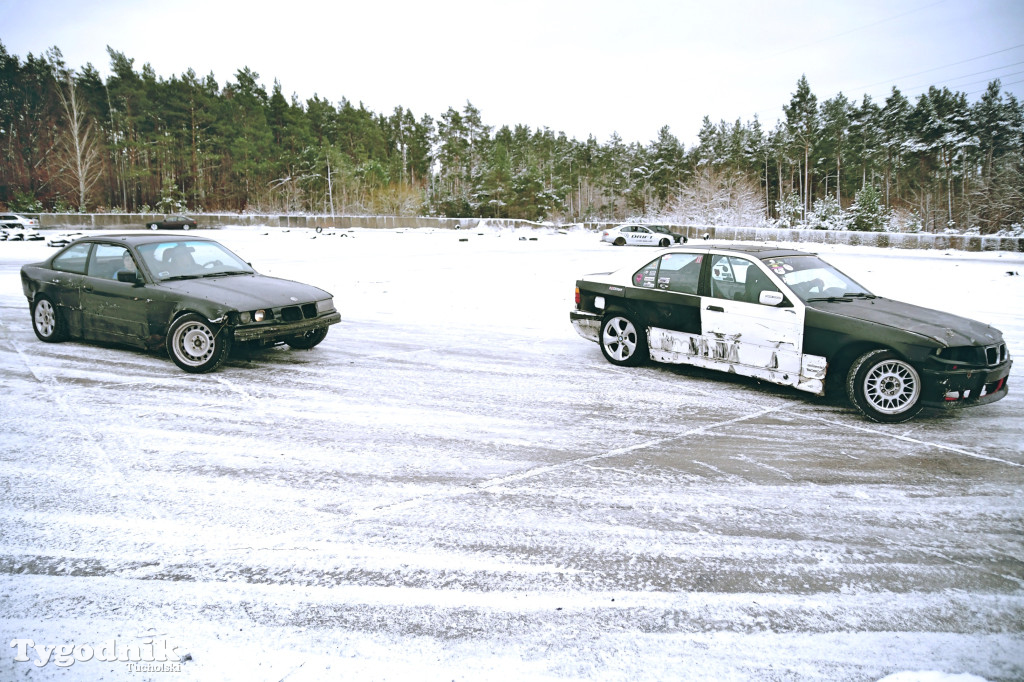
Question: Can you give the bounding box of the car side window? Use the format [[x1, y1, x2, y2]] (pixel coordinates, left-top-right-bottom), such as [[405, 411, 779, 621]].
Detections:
[[87, 244, 135, 281], [656, 253, 702, 294], [632, 254, 702, 294], [51, 243, 91, 274], [709, 255, 780, 304]]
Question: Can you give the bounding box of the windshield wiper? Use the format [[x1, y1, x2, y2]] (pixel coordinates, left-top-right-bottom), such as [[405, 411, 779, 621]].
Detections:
[[806, 292, 876, 302], [197, 270, 252, 278], [160, 274, 201, 281]]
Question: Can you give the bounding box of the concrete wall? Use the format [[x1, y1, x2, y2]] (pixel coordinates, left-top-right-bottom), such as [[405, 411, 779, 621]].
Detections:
[[22, 214, 1024, 253]]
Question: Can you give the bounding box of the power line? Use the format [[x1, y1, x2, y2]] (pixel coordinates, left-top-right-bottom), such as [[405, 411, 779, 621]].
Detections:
[[902, 64, 1024, 96], [967, 77, 1024, 96], [853, 43, 1024, 92], [767, 0, 947, 59]]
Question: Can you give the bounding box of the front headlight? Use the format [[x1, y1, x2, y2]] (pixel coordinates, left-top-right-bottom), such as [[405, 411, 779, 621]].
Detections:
[[253, 309, 266, 322], [316, 298, 335, 314], [239, 311, 252, 324]]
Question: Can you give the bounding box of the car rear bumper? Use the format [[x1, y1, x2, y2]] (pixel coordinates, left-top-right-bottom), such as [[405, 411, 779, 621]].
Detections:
[[234, 312, 341, 343], [570, 310, 602, 343], [921, 359, 1012, 408]]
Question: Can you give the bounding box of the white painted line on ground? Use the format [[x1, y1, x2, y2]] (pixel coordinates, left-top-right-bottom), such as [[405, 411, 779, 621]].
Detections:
[[798, 412, 1022, 467]]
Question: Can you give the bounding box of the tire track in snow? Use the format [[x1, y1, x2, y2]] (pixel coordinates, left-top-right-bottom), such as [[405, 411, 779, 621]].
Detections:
[[346, 404, 789, 522]]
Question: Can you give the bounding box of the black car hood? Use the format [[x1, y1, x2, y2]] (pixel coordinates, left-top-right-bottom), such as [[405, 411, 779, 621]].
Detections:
[[157, 274, 330, 310], [808, 297, 1002, 347]]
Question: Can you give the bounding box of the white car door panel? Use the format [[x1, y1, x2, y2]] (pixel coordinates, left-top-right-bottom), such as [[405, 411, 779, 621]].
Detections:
[[700, 253, 823, 393]]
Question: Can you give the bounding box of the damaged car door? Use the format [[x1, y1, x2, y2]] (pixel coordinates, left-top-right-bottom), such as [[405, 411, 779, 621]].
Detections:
[[701, 253, 808, 388]]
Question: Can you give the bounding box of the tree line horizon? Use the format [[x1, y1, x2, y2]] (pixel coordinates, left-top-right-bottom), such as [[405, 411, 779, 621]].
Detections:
[[1, 42, 1022, 233]]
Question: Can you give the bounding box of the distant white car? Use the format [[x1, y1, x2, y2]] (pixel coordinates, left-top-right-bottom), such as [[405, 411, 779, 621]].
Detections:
[[0, 213, 40, 231], [600, 224, 676, 247], [47, 231, 85, 247]]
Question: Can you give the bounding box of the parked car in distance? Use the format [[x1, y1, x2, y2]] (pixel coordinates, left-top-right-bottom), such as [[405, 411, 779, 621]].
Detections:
[[648, 224, 688, 244], [21, 234, 341, 373], [47, 231, 85, 247], [148, 214, 198, 230], [570, 244, 1011, 423], [600, 223, 679, 247], [0, 213, 40, 230]]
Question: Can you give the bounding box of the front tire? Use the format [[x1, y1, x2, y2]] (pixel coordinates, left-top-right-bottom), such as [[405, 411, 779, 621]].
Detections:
[[846, 349, 923, 423], [285, 326, 328, 350], [32, 295, 66, 342], [600, 313, 647, 367], [166, 313, 232, 373], [149, 223, 159, 230], [659, 238, 671, 247]]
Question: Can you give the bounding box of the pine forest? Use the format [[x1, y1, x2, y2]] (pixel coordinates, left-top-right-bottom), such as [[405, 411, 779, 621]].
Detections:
[[2, 43, 1022, 233]]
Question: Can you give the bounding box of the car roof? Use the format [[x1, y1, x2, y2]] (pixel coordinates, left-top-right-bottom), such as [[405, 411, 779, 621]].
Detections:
[[75, 233, 215, 246], [686, 243, 810, 259]]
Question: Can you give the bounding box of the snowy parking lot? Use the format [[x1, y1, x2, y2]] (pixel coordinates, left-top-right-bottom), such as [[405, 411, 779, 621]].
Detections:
[[1, 225, 1022, 681]]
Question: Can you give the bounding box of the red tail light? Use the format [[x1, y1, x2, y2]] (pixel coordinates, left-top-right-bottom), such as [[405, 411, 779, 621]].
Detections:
[[574, 287, 581, 306]]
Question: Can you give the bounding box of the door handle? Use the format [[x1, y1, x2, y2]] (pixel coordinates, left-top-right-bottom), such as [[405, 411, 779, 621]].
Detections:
[[706, 305, 724, 313], [82, 286, 93, 293]]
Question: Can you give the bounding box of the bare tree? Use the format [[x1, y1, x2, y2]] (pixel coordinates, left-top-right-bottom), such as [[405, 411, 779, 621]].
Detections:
[[53, 71, 103, 209], [664, 167, 764, 226]]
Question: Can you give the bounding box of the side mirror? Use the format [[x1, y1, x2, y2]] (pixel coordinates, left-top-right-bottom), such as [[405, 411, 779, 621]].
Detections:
[[759, 290, 784, 306], [116, 270, 142, 285]]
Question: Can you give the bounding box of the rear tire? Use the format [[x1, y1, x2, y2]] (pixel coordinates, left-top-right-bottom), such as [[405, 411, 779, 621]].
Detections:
[[613, 237, 626, 246], [149, 223, 159, 230], [31, 295, 66, 342], [286, 327, 328, 350], [600, 312, 647, 367], [166, 313, 232, 373], [846, 349, 923, 423]]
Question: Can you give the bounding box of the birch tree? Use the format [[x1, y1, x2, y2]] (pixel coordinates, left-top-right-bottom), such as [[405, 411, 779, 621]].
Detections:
[[53, 69, 103, 209]]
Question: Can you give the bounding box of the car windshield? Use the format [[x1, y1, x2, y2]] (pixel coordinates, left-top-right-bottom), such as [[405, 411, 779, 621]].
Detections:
[[762, 255, 874, 302], [137, 240, 254, 280]]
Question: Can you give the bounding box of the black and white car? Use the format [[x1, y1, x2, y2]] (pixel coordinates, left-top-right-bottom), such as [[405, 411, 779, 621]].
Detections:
[[601, 224, 679, 247], [570, 244, 1011, 423]]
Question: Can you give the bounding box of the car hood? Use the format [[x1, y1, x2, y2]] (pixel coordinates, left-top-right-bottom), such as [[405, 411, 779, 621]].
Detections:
[[809, 297, 1003, 347], [157, 274, 331, 310]]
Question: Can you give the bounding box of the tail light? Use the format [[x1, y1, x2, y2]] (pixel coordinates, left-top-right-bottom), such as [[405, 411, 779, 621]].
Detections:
[[575, 287, 580, 306]]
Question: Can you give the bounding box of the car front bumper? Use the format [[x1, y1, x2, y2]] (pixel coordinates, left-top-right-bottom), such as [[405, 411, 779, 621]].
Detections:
[[921, 359, 1012, 409], [234, 312, 341, 344]]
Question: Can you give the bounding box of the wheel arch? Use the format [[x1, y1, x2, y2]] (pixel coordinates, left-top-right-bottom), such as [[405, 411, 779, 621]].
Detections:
[[155, 305, 232, 346]]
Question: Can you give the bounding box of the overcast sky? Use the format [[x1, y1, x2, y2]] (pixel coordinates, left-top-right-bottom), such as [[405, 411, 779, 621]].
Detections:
[[2, 0, 1023, 146]]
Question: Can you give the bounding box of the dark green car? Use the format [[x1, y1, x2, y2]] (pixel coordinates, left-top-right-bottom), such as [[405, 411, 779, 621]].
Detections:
[[21, 234, 341, 373]]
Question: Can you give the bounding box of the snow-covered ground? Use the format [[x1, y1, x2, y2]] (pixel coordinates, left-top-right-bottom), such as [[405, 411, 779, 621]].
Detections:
[[1, 225, 1022, 681]]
